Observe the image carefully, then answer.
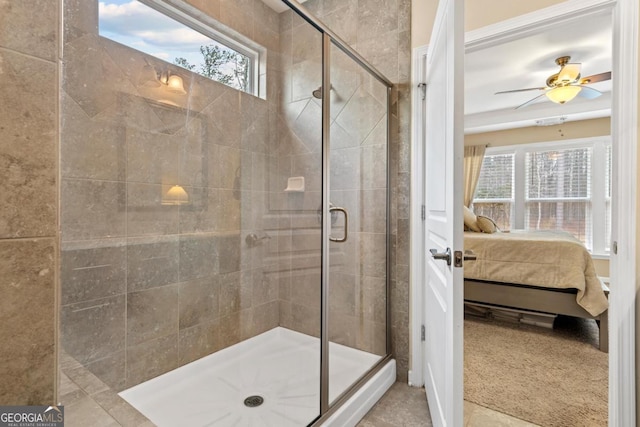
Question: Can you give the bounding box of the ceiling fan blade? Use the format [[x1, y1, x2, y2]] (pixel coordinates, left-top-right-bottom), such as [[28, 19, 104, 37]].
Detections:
[[579, 71, 612, 85], [558, 63, 582, 84], [515, 93, 548, 109], [495, 87, 547, 95], [577, 85, 603, 99]]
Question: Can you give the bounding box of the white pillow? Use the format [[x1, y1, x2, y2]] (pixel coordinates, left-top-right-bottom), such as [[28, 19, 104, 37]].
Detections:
[[463, 206, 481, 232]]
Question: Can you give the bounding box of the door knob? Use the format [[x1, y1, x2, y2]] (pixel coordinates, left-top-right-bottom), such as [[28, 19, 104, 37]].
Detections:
[[429, 247, 451, 266]]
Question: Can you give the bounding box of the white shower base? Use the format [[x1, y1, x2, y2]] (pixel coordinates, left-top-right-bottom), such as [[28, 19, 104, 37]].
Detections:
[[119, 327, 395, 427]]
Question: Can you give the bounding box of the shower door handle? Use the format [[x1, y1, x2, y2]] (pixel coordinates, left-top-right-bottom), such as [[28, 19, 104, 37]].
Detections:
[[329, 206, 348, 243]]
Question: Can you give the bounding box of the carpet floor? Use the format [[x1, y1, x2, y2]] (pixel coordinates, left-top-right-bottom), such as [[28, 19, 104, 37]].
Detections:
[[464, 315, 608, 427]]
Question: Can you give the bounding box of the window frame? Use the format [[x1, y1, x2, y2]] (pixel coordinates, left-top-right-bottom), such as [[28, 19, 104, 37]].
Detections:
[[472, 136, 612, 256], [103, 0, 264, 97]]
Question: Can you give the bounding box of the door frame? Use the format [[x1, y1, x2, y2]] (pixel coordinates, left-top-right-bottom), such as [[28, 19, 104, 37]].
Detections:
[[409, 0, 637, 424], [409, 43, 429, 387]]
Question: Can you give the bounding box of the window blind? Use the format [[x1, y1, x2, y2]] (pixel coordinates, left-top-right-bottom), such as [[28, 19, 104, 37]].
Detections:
[[473, 153, 514, 230], [525, 148, 592, 248]]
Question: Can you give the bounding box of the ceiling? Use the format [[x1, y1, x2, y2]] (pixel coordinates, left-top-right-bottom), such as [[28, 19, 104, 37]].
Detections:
[[464, 11, 613, 134]]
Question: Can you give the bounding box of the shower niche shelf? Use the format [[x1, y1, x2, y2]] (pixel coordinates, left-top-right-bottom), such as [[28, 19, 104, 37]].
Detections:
[[284, 176, 305, 192]]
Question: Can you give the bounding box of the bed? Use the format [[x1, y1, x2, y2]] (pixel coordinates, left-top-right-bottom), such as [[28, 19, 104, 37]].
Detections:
[[463, 230, 609, 352]]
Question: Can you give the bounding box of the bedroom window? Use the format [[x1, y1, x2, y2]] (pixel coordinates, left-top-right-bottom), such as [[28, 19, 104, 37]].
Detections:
[[473, 153, 514, 230], [525, 147, 591, 244], [472, 137, 611, 255]]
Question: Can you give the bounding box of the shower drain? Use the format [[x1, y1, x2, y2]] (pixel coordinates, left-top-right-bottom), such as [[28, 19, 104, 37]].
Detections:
[[244, 395, 264, 408]]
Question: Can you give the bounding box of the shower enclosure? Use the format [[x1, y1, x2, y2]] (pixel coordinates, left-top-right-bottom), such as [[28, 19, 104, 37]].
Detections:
[[59, 0, 394, 424]]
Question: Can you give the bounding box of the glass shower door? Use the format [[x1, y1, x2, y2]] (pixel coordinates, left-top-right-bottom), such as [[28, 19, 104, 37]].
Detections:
[[269, 9, 325, 425], [326, 40, 389, 405]]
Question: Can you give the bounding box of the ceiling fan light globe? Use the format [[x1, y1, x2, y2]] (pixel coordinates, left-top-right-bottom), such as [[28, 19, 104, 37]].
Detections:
[[557, 63, 582, 84], [546, 85, 582, 104]]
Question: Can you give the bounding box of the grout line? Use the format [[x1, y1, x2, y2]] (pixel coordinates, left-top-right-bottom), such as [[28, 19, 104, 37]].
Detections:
[[0, 45, 57, 64]]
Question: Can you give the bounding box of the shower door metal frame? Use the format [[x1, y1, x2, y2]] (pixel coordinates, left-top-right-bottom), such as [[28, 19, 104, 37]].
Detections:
[[320, 32, 331, 415], [281, 1, 395, 424], [318, 35, 394, 422]]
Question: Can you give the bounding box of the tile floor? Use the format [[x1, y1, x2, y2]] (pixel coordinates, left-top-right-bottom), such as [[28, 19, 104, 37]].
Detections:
[[357, 382, 431, 427], [358, 382, 540, 427], [59, 352, 152, 427]]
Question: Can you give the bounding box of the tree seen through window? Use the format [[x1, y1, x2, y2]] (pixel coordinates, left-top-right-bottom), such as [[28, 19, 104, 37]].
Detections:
[[174, 44, 250, 92]]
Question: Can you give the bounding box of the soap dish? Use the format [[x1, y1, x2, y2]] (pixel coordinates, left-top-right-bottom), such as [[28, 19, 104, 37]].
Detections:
[[284, 176, 305, 192]]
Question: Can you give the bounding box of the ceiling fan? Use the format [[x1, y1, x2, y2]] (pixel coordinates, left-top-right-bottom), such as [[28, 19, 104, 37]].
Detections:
[[495, 56, 612, 109]]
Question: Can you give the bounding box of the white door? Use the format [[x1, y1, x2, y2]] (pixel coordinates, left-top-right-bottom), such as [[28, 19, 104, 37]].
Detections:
[[422, 0, 464, 426]]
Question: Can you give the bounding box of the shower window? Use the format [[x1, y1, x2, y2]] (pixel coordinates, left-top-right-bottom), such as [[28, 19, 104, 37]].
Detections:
[[98, 0, 260, 95]]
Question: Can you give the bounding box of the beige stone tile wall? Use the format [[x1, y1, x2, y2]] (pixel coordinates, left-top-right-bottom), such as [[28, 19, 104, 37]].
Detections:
[[0, 0, 59, 405], [60, 0, 281, 392]]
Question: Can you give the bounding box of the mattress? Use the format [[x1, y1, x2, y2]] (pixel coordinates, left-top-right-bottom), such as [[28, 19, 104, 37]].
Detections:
[[464, 230, 608, 317]]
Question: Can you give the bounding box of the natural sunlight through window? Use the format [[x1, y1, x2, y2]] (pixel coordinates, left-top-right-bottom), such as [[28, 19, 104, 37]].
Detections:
[[98, 0, 258, 94], [525, 148, 591, 245], [472, 138, 611, 254], [473, 153, 514, 230]]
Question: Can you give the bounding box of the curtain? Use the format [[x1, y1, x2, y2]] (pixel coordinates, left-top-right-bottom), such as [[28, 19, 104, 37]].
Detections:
[[464, 145, 486, 207]]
